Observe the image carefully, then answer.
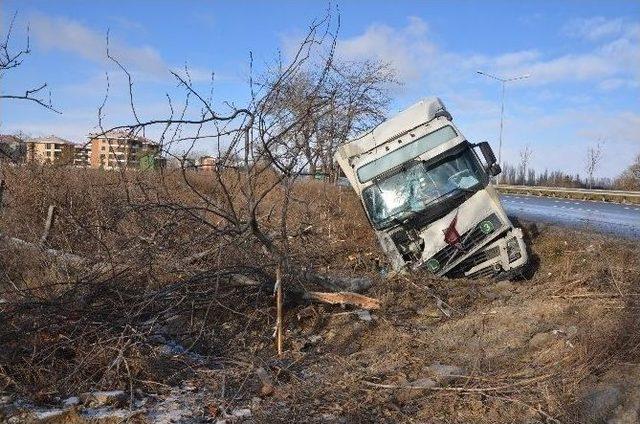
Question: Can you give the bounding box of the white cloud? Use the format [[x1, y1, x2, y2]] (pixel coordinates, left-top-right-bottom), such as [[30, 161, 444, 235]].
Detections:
[[563, 16, 639, 41], [492, 50, 541, 69], [336, 17, 438, 81], [29, 13, 221, 85], [30, 13, 168, 78], [333, 16, 639, 89], [598, 78, 640, 91]]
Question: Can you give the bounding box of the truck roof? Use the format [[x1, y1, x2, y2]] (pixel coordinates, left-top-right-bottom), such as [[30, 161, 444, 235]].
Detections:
[[336, 97, 448, 162]]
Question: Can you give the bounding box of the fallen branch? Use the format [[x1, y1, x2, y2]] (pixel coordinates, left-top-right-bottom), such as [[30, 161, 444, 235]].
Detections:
[[0, 233, 86, 267], [303, 270, 373, 293], [230, 274, 262, 286], [305, 291, 381, 310]]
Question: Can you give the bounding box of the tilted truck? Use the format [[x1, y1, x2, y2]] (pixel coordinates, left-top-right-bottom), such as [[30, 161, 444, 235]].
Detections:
[[335, 97, 529, 279]]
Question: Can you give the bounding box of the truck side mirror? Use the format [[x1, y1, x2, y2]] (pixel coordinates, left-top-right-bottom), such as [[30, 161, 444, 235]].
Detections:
[[477, 141, 501, 176], [489, 163, 502, 176]]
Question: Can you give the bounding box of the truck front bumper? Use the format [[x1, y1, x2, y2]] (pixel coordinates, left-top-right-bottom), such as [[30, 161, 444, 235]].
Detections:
[[451, 228, 529, 279]]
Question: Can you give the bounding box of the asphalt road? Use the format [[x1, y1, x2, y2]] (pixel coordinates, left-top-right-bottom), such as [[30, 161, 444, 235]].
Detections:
[[500, 194, 640, 240]]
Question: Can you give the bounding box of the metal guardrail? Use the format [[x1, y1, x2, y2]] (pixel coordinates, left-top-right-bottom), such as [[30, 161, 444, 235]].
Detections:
[[495, 185, 640, 204]]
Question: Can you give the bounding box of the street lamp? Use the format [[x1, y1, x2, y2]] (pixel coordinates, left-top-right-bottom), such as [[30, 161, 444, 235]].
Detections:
[[476, 71, 530, 167]]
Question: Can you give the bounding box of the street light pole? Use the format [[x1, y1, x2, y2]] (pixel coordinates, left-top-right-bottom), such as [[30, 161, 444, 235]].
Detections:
[[477, 71, 530, 167]]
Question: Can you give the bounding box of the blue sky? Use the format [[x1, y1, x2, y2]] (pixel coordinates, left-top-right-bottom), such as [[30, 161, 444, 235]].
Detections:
[[1, 0, 638, 178]]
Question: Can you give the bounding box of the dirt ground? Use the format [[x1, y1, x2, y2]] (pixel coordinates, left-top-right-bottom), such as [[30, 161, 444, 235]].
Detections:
[[1, 171, 639, 423], [245, 224, 640, 424]]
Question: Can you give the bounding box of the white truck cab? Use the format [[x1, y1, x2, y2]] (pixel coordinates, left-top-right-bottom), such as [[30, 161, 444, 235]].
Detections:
[[335, 97, 529, 279]]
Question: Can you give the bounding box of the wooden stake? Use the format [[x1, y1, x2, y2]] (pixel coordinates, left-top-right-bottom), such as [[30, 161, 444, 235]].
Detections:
[[0, 179, 5, 212], [275, 262, 283, 356], [40, 204, 57, 247]]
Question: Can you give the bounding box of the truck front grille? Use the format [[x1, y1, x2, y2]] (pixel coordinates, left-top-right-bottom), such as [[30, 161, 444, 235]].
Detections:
[[425, 214, 502, 273], [447, 246, 500, 278]]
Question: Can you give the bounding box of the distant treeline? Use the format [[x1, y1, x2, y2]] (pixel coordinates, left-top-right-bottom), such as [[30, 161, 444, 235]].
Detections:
[[499, 155, 640, 191]]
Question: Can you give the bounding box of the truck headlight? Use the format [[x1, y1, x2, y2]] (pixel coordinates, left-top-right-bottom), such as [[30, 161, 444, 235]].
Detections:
[[506, 237, 521, 262]]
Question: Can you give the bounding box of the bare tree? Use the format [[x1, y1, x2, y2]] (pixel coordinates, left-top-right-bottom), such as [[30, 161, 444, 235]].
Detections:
[[256, 59, 397, 177], [585, 141, 604, 189], [0, 11, 59, 113], [518, 144, 533, 185], [527, 167, 536, 186], [94, 9, 377, 293], [613, 153, 640, 191]]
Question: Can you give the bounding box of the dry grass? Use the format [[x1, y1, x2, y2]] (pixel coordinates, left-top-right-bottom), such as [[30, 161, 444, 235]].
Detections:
[[1, 166, 639, 423]]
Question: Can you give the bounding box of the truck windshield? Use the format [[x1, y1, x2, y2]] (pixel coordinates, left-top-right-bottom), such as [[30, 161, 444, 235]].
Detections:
[[362, 147, 486, 228]]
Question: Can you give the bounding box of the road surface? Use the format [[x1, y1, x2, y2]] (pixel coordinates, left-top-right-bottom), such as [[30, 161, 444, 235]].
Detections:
[[500, 194, 640, 240]]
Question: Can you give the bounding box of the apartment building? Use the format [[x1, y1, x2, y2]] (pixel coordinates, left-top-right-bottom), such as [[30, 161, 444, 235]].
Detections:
[[73, 143, 92, 167], [88, 130, 161, 170], [199, 155, 216, 172], [25, 136, 75, 165]]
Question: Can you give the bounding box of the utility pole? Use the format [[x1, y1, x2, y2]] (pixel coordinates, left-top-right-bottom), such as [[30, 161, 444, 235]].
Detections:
[[477, 71, 530, 167]]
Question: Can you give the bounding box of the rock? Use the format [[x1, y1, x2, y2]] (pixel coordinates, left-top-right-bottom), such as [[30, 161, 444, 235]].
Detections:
[[308, 335, 322, 344], [528, 332, 554, 349], [482, 290, 500, 301], [495, 280, 514, 291], [355, 309, 372, 322], [426, 363, 466, 384], [231, 408, 252, 418], [83, 408, 142, 421], [250, 397, 262, 408], [80, 390, 126, 407], [182, 381, 197, 391], [33, 409, 66, 421], [62, 396, 79, 407], [611, 408, 639, 424], [576, 386, 621, 423], [296, 305, 317, 321], [255, 367, 274, 397], [483, 280, 514, 300], [565, 325, 578, 338]]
